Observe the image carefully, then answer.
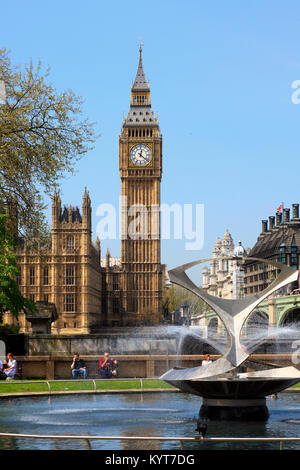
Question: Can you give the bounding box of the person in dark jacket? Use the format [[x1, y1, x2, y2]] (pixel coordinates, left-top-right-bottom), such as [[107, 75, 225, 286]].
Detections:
[[71, 353, 87, 379]]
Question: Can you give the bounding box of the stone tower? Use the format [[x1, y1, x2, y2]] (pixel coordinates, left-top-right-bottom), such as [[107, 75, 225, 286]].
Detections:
[[119, 45, 163, 325], [50, 188, 101, 333]]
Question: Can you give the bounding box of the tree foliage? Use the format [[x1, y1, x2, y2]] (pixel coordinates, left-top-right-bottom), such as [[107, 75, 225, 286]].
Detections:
[[163, 285, 210, 316], [0, 324, 20, 342], [0, 48, 97, 238], [0, 214, 36, 322]]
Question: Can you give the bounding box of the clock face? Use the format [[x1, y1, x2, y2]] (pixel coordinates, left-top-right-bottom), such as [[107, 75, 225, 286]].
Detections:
[[130, 144, 151, 166]]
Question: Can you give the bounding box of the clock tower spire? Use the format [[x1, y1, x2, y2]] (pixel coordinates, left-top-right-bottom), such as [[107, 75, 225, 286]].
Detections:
[[119, 44, 163, 325]]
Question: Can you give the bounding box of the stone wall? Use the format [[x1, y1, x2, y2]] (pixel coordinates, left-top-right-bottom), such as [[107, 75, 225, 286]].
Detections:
[[14, 353, 297, 380], [27, 329, 179, 356], [17, 354, 207, 380]]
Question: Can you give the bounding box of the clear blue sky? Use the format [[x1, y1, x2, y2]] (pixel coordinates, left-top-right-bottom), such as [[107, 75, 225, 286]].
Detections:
[[2, 1, 300, 279]]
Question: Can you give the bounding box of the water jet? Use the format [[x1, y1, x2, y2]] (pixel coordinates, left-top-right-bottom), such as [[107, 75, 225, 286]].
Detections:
[[160, 256, 300, 421]]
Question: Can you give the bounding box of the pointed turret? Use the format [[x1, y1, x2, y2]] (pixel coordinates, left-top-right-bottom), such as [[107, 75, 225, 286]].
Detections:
[[213, 237, 221, 256], [106, 248, 111, 270], [222, 228, 233, 242], [95, 233, 101, 255], [221, 229, 234, 256], [132, 42, 149, 91], [52, 189, 61, 229], [52, 189, 61, 207], [82, 187, 91, 231], [123, 41, 158, 128], [82, 186, 91, 206]]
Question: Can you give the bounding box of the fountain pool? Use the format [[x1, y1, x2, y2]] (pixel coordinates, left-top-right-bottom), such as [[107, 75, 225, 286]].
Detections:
[[0, 392, 299, 450]]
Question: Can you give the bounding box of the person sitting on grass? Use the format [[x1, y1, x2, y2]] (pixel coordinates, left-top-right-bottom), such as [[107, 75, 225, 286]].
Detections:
[[98, 352, 118, 378], [71, 353, 87, 379], [3, 353, 17, 380]]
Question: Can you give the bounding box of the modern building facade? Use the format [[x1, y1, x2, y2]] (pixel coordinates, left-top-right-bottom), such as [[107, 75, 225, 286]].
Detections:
[[2, 47, 164, 333]]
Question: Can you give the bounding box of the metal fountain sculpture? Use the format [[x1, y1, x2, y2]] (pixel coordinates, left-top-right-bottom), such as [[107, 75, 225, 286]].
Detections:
[[160, 256, 300, 420]]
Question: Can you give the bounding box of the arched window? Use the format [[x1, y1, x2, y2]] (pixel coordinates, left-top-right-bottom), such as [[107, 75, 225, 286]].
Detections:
[[43, 267, 49, 285], [66, 236, 74, 251], [113, 274, 119, 291], [64, 294, 77, 313], [64, 265, 75, 285], [29, 267, 35, 285]]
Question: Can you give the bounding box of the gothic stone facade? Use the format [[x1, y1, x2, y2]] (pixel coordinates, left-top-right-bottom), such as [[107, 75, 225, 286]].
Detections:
[[3, 49, 164, 333]]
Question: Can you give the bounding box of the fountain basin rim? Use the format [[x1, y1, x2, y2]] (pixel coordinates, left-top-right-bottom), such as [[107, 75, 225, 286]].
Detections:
[[188, 377, 300, 382], [163, 377, 300, 400], [160, 365, 300, 382]]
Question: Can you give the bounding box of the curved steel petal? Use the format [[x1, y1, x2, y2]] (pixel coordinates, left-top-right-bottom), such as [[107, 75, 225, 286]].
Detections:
[[161, 257, 298, 380]]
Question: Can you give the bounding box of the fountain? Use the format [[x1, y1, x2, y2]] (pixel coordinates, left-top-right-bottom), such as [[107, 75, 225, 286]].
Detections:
[[160, 256, 300, 421]]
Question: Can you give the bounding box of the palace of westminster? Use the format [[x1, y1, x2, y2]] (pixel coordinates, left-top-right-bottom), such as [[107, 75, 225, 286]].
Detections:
[[3, 48, 300, 334], [3, 47, 165, 334]]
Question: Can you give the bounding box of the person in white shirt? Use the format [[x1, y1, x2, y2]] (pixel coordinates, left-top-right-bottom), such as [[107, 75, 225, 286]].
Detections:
[[201, 354, 212, 367], [4, 353, 17, 380]]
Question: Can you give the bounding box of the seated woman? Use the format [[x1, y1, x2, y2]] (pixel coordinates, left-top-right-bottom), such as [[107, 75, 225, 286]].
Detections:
[[4, 353, 17, 380]]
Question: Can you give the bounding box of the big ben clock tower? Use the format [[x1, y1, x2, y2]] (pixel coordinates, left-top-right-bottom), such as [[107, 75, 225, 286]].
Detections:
[[119, 43, 163, 325]]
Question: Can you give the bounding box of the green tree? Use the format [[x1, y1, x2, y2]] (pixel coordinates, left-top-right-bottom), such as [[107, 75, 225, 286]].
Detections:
[[0, 48, 97, 238], [0, 214, 35, 322], [163, 284, 210, 316], [163, 285, 178, 314]]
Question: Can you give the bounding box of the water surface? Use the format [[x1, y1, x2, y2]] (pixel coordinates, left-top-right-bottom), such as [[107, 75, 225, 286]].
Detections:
[[0, 392, 299, 450]]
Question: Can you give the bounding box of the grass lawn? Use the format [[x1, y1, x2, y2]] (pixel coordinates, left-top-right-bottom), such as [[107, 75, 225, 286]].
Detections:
[[292, 382, 300, 388], [0, 379, 176, 395], [0, 379, 298, 395]]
